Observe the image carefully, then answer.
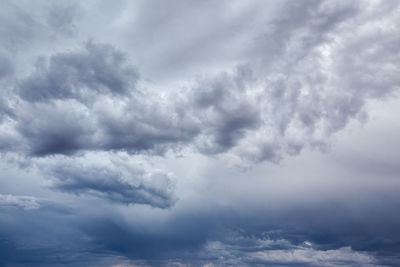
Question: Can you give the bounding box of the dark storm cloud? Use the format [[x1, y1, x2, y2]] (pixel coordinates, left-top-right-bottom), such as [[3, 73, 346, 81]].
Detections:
[[9, 197, 395, 266], [1, 185, 400, 266], [0, 197, 107, 267]]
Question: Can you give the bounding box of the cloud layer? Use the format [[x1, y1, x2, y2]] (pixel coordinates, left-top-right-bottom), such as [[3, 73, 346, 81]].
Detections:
[[2, 1, 399, 164], [1, 0, 400, 266]]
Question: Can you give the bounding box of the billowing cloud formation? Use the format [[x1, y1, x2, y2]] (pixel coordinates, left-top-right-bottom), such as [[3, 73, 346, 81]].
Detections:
[[5, 41, 197, 156], [1, 1, 399, 165], [1, 0, 400, 266]]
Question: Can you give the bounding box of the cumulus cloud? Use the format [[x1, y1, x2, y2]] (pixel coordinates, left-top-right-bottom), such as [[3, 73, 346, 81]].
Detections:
[[3, 41, 197, 156], [1, 1, 399, 166], [222, 0, 400, 164]]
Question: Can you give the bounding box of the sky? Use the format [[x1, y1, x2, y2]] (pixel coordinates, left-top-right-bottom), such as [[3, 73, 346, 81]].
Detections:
[[1, 0, 400, 266]]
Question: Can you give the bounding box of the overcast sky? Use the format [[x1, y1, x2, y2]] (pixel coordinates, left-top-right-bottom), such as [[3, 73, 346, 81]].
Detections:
[[1, 0, 400, 266]]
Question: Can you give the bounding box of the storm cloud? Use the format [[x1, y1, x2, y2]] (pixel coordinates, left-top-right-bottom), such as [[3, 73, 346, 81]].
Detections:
[[1, 0, 400, 266]]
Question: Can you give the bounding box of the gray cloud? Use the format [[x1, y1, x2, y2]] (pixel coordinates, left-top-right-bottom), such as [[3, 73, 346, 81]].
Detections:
[[56, 197, 400, 266], [1, 0, 400, 266], [6, 42, 198, 156], [42, 153, 176, 208], [221, 0, 400, 164], [0, 53, 13, 80], [14, 100, 95, 156], [189, 66, 261, 154], [3, 0, 399, 163], [18, 42, 138, 103]]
